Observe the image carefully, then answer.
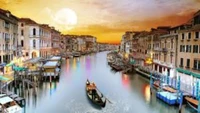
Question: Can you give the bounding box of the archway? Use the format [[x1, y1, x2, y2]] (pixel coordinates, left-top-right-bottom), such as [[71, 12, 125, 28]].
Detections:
[[32, 52, 37, 58]]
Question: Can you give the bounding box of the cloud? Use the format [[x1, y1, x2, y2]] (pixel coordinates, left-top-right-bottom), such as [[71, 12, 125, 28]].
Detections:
[[40, 7, 78, 30]]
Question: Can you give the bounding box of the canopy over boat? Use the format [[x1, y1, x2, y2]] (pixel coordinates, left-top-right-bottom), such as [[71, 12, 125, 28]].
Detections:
[[0, 76, 9, 81], [43, 61, 58, 68], [13, 66, 27, 71], [49, 56, 61, 61], [24, 57, 45, 64], [0, 95, 14, 104]]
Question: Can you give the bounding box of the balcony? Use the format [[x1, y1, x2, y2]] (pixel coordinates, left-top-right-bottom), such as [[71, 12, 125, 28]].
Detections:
[[153, 59, 174, 68], [162, 48, 168, 53], [29, 35, 40, 38], [154, 47, 162, 51]]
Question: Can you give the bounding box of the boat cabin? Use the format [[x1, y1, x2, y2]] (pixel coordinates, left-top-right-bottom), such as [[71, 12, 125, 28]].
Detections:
[[0, 94, 22, 113]]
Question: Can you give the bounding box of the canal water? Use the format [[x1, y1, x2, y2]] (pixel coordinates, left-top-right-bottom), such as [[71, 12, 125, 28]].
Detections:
[[12, 51, 195, 113]]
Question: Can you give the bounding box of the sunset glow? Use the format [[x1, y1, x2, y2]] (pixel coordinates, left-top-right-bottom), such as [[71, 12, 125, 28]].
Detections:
[[1, 0, 200, 44]]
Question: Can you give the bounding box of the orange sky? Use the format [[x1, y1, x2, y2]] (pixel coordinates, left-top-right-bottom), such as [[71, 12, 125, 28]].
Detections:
[[1, 0, 200, 44]]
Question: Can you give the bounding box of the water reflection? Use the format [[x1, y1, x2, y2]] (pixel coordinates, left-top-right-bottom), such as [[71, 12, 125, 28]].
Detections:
[[9, 52, 194, 113], [122, 74, 130, 89], [66, 59, 70, 74], [142, 84, 151, 102], [73, 58, 77, 70]]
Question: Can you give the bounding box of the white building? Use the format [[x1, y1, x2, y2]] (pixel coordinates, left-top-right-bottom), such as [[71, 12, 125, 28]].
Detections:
[[18, 18, 41, 60]]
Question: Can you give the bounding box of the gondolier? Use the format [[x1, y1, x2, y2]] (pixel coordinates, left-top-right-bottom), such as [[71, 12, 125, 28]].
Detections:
[[86, 79, 106, 107]]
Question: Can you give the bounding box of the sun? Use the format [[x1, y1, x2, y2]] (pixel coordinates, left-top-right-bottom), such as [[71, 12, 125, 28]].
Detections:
[[54, 8, 77, 30]]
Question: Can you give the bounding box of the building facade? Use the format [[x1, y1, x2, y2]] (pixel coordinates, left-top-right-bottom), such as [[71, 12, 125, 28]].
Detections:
[[51, 27, 61, 55], [19, 18, 41, 60], [176, 10, 200, 90], [40, 24, 52, 58], [0, 9, 18, 64]]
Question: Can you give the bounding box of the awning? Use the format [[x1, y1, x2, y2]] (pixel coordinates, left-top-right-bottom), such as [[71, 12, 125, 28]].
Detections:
[[0, 75, 9, 81], [43, 61, 58, 68], [13, 66, 27, 71], [191, 72, 200, 78], [49, 56, 61, 61], [176, 68, 191, 75], [6, 61, 15, 67], [24, 57, 44, 64]]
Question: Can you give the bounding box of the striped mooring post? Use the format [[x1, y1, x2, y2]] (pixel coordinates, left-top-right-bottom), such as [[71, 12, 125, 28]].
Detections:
[[150, 72, 153, 95], [196, 80, 199, 99]]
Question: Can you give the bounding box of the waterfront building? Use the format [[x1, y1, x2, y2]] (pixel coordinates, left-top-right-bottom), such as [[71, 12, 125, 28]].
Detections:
[[120, 35, 125, 52], [0, 9, 18, 74], [40, 24, 52, 58], [149, 27, 171, 75], [176, 10, 200, 90], [77, 36, 86, 52], [131, 31, 149, 66], [18, 18, 41, 60], [84, 35, 97, 52], [51, 27, 61, 55], [153, 27, 178, 77]]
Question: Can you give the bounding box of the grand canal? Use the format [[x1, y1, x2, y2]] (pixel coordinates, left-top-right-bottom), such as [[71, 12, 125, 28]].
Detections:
[[11, 51, 195, 113]]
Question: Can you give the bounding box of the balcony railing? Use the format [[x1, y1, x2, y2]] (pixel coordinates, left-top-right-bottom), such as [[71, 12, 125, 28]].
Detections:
[[162, 48, 168, 52], [153, 59, 174, 68], [154, 47, 162, 51]]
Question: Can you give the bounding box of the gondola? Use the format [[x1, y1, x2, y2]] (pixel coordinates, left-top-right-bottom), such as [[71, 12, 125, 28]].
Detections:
[[86, 79, 106, 107]]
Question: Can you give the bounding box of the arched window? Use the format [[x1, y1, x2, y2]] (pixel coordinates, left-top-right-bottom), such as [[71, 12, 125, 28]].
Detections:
[[33, 28, 36, 35], [33, 39, 36, 48], [21, 23, 24, 27], [21, 30, 24, 36], [21, 40, 24, 47]]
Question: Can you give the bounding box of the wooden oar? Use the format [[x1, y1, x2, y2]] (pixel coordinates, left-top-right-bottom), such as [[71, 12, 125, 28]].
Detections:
[[96, 87, 113, 104]]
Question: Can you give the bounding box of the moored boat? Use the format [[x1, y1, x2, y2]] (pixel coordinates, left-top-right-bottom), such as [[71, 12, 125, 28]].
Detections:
[[73, 52, 81, 57], [185, 96, 198, 111], [86, 79, 106, 107], [0, 94, 22, 113], [110, 63, 123, 71]]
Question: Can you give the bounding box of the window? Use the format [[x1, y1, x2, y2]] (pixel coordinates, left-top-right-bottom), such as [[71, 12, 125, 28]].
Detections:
[[170, 55, 173, 63], [21, 23, 24, 27], [180, 58, 183, 67], [180, 45, 182, 52], [33, 28, 36, 35], [26, 52, 29, 56], [195, 32, 199, 39], [182, 33, 184, 40], [194, 60, 198, 69], [193, 45, 199, 53], [171, 39, 173, 49], [182, 45, 185, 52], [189, 45, 192, 53], [186, 59, 190, 68], [186, 45, 189, 52], [33, 39, 36, 48], [188, 33, 191, 40], [21, 40, 24, 47], [21, 30, 24, 36], [198, 61, 200, 70]]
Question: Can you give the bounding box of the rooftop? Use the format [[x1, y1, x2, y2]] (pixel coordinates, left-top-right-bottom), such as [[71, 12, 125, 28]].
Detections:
[[19, 18, 38, 25]]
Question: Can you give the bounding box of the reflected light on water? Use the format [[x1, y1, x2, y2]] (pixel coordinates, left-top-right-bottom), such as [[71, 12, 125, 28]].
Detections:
[[122, 74, 130, 89], [73, 58, 77, 70], [143, 85, 151, 102], [49, 82, 57, 96], [66, 59, 70, 74]]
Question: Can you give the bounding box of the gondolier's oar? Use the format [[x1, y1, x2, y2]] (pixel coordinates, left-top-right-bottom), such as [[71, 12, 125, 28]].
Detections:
[[96, 87, 113, 104]]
